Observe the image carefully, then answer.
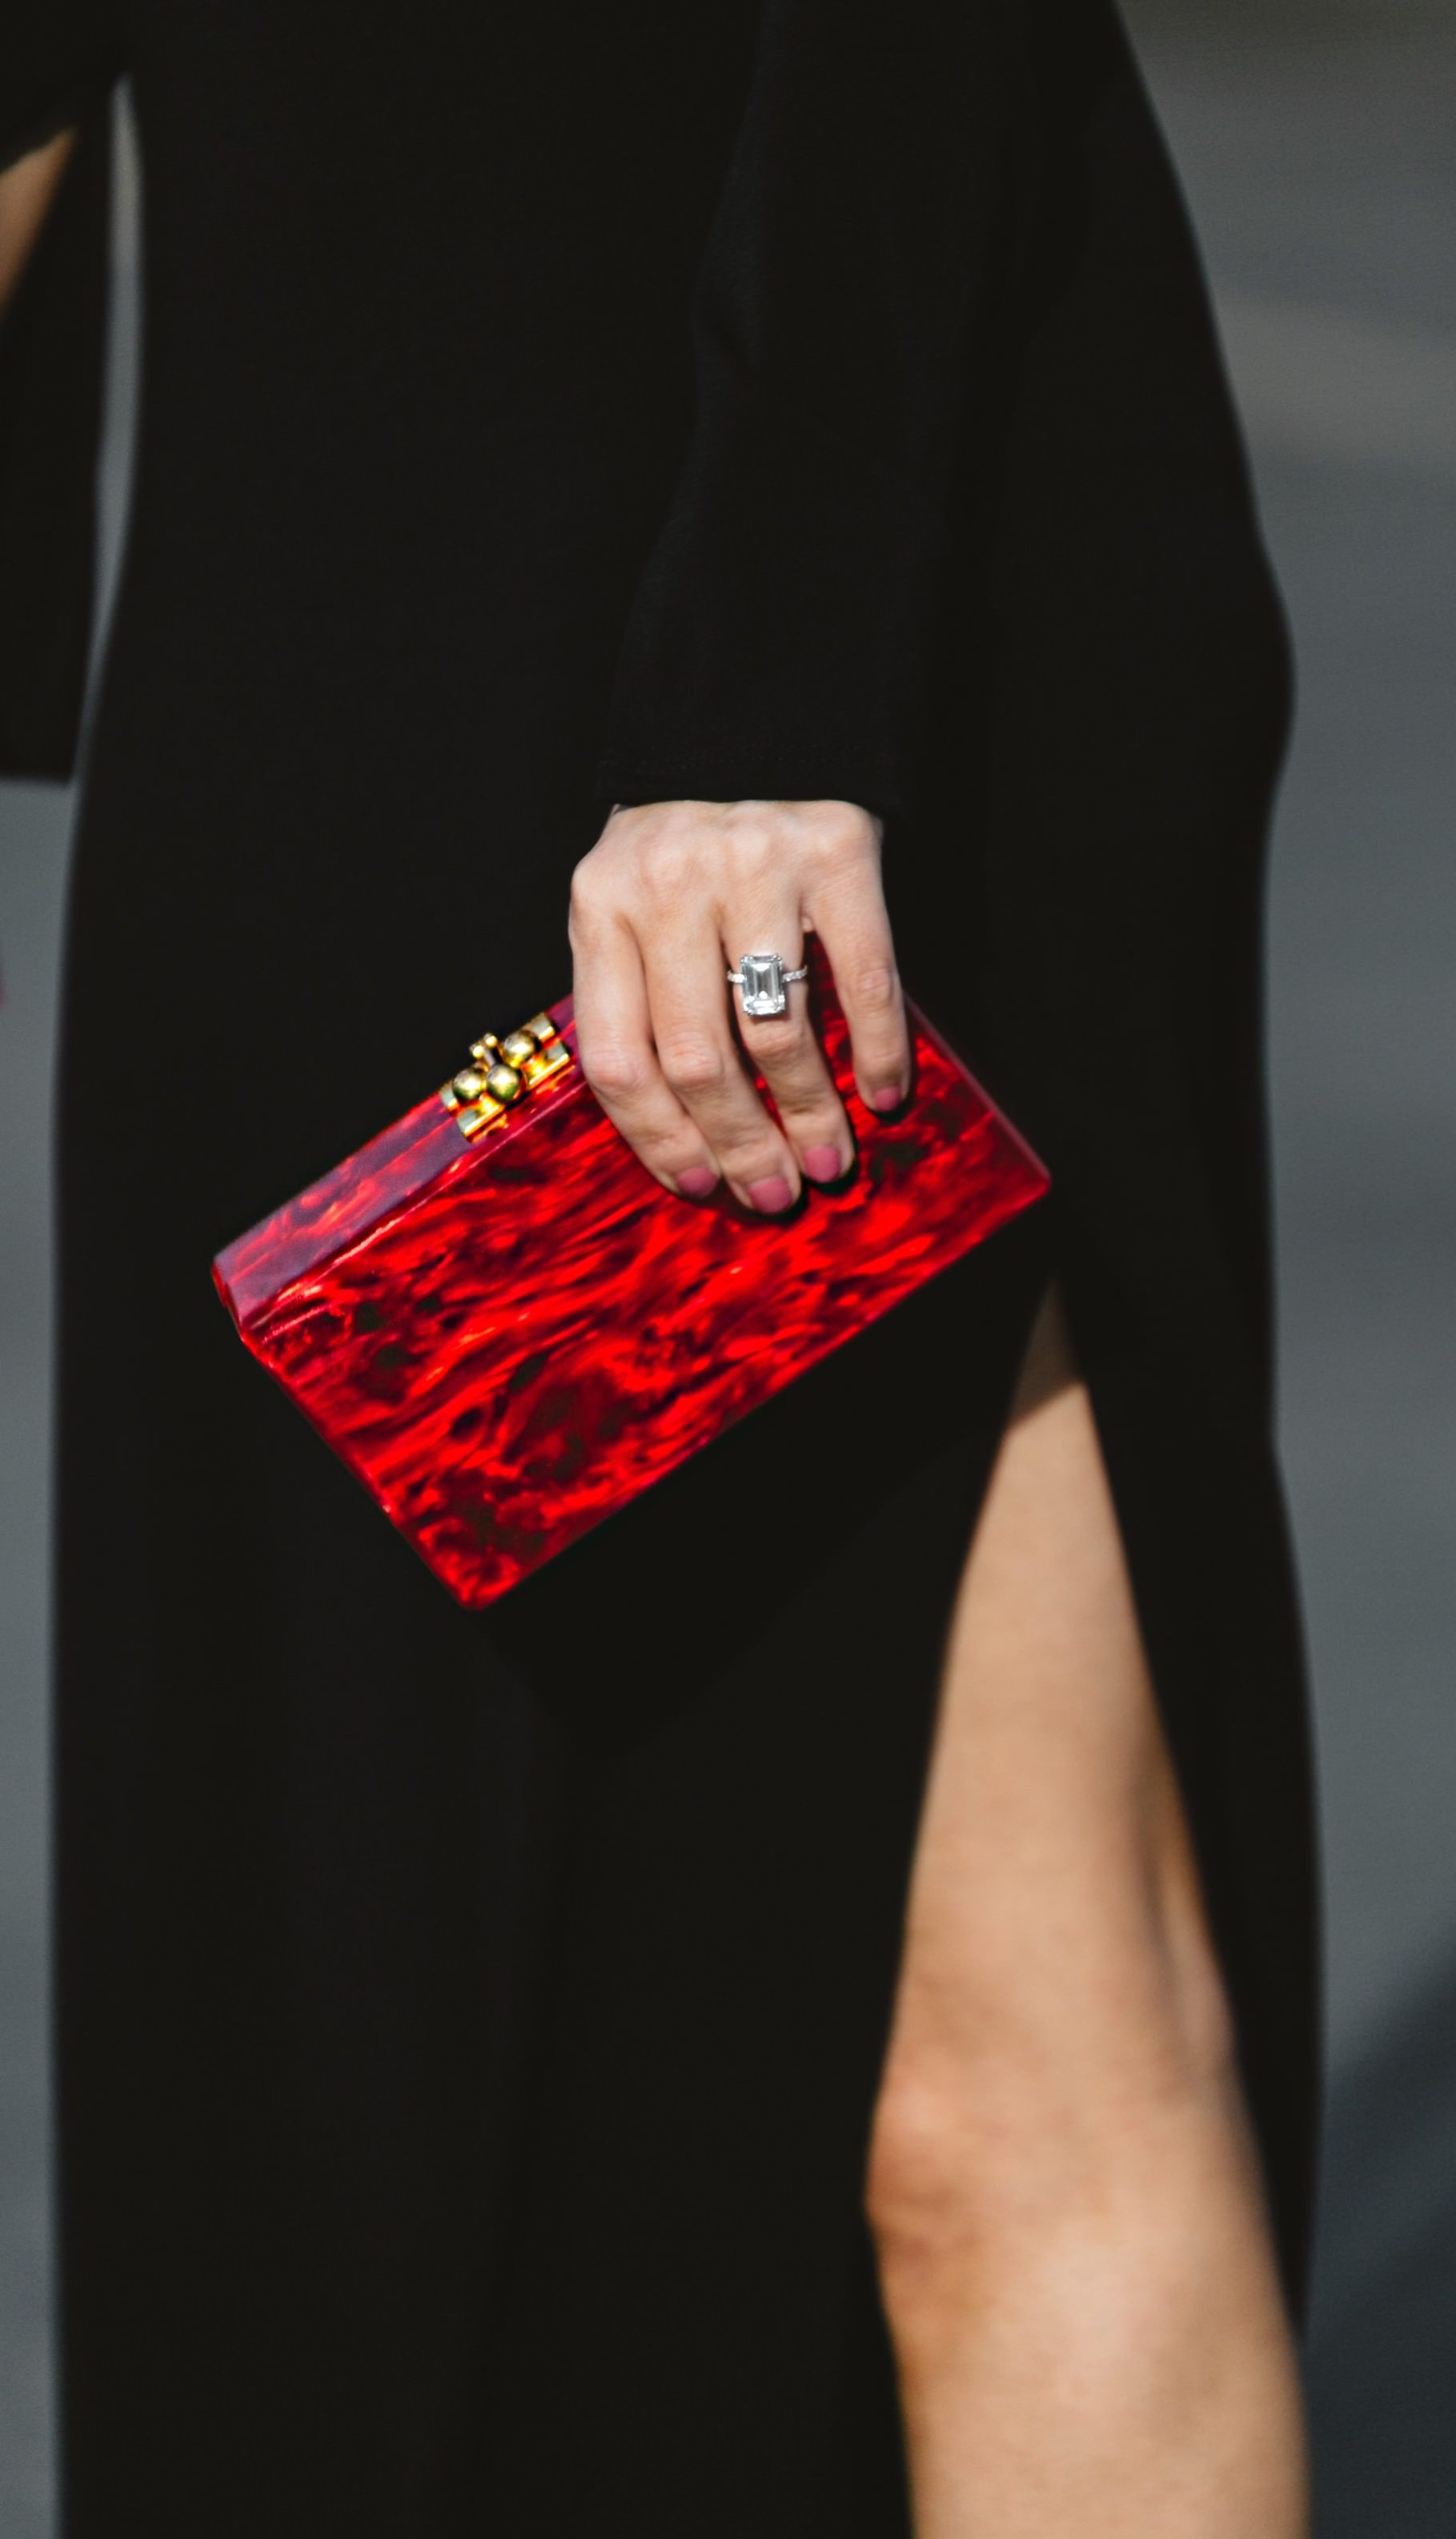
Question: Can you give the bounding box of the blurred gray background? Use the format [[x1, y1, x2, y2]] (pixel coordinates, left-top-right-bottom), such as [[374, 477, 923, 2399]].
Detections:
[[2, 2, 1454, 2529]]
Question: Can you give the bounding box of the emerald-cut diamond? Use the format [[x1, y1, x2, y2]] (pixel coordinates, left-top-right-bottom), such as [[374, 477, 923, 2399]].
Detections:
[[740, 952, 788, 1017]]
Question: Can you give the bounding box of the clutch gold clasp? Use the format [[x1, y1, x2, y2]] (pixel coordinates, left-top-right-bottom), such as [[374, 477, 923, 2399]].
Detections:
[[440, 1009, 572, 1138]]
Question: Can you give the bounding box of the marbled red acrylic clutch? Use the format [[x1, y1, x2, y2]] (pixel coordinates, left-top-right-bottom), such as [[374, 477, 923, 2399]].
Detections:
[[214, 950, 1049, 1606]]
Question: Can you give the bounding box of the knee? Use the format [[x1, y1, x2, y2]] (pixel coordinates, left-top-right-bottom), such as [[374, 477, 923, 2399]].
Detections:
[[865, 2048, 1052, 2304], [864, 2061, 981, 2307], [864, 2001, 1245, 2343]]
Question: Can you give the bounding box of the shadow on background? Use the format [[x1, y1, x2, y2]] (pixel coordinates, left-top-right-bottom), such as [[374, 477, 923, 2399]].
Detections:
[[1308, 1953, 1456, 2537]]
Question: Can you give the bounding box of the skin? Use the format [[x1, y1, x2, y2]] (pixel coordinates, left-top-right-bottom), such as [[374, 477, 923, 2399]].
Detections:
[[0, 130, 74, 310], [869, 1286, 1310, 2533], [569, 800, 906, 1213], [573, 800, 1310, 2533]]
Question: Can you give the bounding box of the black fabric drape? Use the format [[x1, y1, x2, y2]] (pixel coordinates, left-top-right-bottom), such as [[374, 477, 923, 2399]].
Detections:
[[597, 0, 1030, 820]]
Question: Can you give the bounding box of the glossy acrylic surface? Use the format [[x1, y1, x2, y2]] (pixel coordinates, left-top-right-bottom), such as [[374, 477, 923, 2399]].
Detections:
[[214, 959, 1049, 1606]]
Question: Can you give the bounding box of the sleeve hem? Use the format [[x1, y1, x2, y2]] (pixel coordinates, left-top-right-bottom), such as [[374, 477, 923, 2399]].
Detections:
[[595, 354, 944, 836]]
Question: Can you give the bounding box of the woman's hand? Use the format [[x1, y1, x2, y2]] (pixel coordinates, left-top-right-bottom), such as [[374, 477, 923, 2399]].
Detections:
[[568, 798, 912, 1213]]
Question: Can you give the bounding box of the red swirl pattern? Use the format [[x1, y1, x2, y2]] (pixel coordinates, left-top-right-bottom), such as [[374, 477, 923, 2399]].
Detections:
[[214, 965, 1049, 1606]]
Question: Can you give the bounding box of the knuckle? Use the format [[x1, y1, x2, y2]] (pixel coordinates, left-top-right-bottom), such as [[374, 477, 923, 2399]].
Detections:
[[746, 1013, 810, 1069], [632, 1124, 692, 1168], [723, 1133, 783, 1180], [804, 808, 871, 872], [580, 1041, 653, 1105], [638, 834, 696, 904], [848, 959, 900, 1017], [781, 1092, 844, 1137], [698, 1103, 775, 1169], [568, 857, 601, 919], [657, 1033, 728, 1099], [726, 821, 775, 880]]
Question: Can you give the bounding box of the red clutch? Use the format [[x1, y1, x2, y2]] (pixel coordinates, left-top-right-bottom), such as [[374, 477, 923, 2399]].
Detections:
[[213, 948, 1049, 1607]]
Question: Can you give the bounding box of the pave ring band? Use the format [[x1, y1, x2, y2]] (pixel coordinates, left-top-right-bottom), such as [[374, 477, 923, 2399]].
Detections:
[[727, 951, 809, 1018]]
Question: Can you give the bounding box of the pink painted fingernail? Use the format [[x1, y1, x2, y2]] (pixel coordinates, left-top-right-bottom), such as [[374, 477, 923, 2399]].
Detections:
[[747, 1174, 794, 1214], [676, 1166, 719, 1199], [803, 1145, 844, 1183], [872, 1086, 904, 1114]]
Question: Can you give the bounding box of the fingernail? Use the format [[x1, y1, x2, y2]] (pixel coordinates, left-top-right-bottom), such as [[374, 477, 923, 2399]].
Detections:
[[803, 1145, 845, 1183], [746, 1174, 794, 1214], [676, 1166, 719, 1199], [872, 1086, 904, 1115]]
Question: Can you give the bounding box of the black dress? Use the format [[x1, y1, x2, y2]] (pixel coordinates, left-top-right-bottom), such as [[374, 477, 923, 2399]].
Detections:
[[3, 3, 1318, 2530]]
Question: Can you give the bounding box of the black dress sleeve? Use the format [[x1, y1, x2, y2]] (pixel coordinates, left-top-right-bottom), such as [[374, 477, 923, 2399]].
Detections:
[[596, 0, 1025, 824], [1, 6, 124, 779]]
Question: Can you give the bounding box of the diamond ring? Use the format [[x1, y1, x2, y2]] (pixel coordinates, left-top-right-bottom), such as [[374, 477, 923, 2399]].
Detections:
[[727, 951, 810, 1018]]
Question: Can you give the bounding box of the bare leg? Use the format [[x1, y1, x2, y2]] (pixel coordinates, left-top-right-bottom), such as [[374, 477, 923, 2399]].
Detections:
[[866, 1290, 1309, 2536], [0, 132, 75, 312]]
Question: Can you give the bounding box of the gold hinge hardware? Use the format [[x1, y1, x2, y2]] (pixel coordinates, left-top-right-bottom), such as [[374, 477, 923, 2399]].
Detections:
[[439, 1011, 573, 1139]]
